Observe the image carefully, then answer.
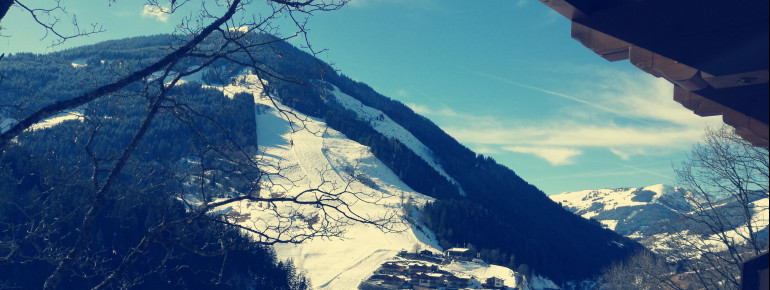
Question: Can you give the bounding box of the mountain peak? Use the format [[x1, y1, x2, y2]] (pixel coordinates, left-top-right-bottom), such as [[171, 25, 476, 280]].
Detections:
[[550, 184, 693, 239]]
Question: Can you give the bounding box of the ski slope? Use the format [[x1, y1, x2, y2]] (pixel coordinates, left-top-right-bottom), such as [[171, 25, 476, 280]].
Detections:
[[208, 72, 439, 289], [204, 72, 547, 289]]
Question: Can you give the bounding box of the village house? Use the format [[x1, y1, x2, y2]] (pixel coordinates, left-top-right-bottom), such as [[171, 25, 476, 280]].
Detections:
[[413, 273, 445, 289], [407, 263, 437, 275], [483, 277, 505, 289], [445, 275, 472, 289], [381, 275, 407, 287], [363, 253, 495, 290], [443, 248, 475, 260], [419, 249, 434, 257], [378, 262, 407, 275]]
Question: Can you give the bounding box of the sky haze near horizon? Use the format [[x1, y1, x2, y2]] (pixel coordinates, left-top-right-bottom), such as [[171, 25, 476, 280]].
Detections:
[[0, 0, 724, 194]]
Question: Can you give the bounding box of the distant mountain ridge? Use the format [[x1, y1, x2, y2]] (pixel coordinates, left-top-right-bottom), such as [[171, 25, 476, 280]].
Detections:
[[550, 184, 693, 240], [551, 184, 769, 254]]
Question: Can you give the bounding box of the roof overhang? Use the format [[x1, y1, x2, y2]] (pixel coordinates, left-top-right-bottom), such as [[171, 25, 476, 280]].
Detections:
[[540, 0, 769, 147]]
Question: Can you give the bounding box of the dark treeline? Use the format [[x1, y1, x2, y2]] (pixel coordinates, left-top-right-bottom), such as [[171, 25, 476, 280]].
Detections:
[[0, 40, 305, 289], [0, 145, 306, 289]]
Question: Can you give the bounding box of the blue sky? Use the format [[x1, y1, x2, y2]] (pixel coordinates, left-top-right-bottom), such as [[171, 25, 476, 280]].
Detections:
[[0, 0, 723, 194]]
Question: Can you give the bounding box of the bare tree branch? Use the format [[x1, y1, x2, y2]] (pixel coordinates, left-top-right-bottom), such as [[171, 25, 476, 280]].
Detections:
[[0, 0, 242, 150]]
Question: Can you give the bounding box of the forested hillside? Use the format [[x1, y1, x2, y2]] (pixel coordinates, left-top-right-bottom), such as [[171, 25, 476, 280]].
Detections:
[[1, 33, 642, 285], [0, 146, 307, 289], [0, 39, 305, 289]]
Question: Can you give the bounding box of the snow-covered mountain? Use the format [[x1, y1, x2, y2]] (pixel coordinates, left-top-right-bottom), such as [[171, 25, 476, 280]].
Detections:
[[208, 72, 548, 289], [3, 33, 644, 287], [550, 184, 693, 240], [551, 184, 769, 253]]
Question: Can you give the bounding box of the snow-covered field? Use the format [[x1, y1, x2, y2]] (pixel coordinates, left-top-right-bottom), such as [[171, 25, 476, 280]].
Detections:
[[204, 72, 547, 289], [208, 73, 436, 288]]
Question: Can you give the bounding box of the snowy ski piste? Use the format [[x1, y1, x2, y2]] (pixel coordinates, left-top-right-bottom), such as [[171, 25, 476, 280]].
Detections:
[[203, 72, 555, 289]]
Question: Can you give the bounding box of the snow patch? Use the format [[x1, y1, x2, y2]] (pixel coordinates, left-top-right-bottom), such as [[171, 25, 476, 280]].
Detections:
[[529, 274, 560, 289], [328, 85, 466, 196], [30, 112, 84, 130], [71, 58, 87, 68], [600, 219, 618, 231]]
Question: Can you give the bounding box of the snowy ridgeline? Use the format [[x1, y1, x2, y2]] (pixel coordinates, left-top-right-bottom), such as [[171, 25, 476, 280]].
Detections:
[[551, 184, 769, 257], [549, 184, 692, 233], [201, 72, 556, 289]]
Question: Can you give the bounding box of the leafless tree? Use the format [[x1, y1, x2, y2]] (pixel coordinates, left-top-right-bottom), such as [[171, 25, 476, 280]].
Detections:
[[656, 125, 769, 289], [602, 127, 768, 290], [0, 0, 104, 47], [1, 1, 403, 289], [600, 250, 684, 290]]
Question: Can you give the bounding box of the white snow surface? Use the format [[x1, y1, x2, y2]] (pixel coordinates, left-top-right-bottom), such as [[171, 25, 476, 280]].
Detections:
[[441, 260, 559, 289], [529, 275, 561, 289], [650, 197, 769, 258], [550, 184, 683, 217], [599, 220, 619, 231], [554, 184, 768, 257], [205, 72, 440, 289], [328, 85, 466, 196], [29, 111, 84, 131], [71, 58, 87, 68], [200, 72, 552, 289]]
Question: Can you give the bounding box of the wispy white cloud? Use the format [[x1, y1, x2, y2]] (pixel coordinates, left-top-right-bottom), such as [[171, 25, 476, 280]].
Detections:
[[406, 102, 430, 115], [396, 89, 410, 99], [444, 68, 723, 165], [406, 102, 498, 125], [621, 164, 674, 180], [469, 69, 655, 126], [141, 4, 169, 22], [470, 146, 499, 155], [448, 123, 705, 148], [406, 103, 460, 118], [533, 165, 672, 185], [503, 146, 582, 165], [446, 123, 704, 163]]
